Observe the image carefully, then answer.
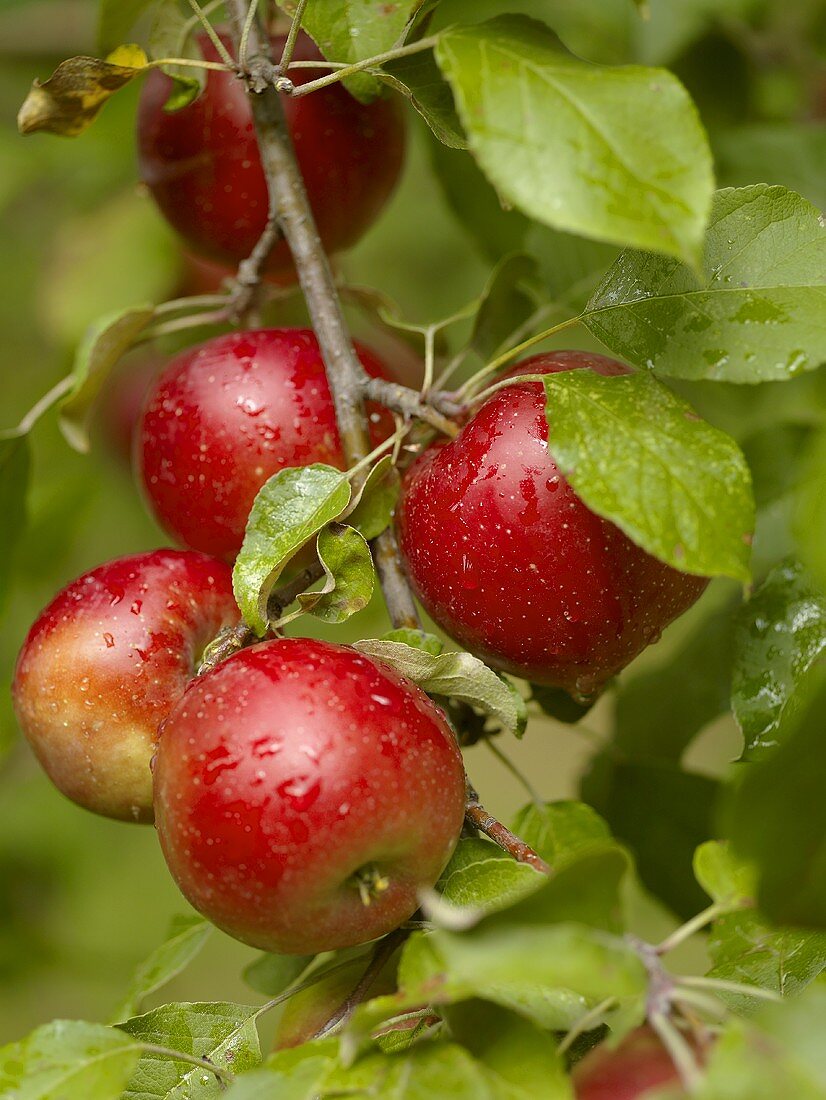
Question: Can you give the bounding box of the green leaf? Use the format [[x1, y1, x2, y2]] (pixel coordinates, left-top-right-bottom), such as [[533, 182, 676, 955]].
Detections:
[[444, 1001, 572, 1099], [222, 1046, 337, 1100], [383, 51, 467, 149], [697, 987, 826, 1098], [58, 305, 156, 453], [0, 1020, 142, 1100], [297, 523, 374, 623], [233, 465, 351, 636], [437, 837, 545, 915], [396, 930, 590, 1034], [322, 1040, 529, 1099], [17, 47, 149, 137], [242, 953, 314, 997], [694, 841, 757, 912], [583, 185, 826, 383], [543, 369, 755, 580], [731, 559, 826, 759], [583, 758, 718, 920], [353, 639, 527, 737], [728, 668, 826, 927], [118, 1002, 261, 1100], [434, 921, 647, 1008], [98, 0, 155, 53], [113, 916, 213, 1023], [614, 604, 735, 760], [468, 254, 539, 363], [707, 912, 826, 1011], [0, 434, 30, 617], [435, 15, 713, 265], [278, 0, 419, 101], [509, 802, 611, 869], [343, 455, 400, 540]]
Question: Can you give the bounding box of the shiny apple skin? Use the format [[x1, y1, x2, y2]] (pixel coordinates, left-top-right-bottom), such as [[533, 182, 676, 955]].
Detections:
[[396, 352, 709, 698], [12, 550, 239, 822], [136, 33, 405, 272], [152, 637, 466, 954], [573, 1027, 688, 1099], [137, 328, 395, 561]]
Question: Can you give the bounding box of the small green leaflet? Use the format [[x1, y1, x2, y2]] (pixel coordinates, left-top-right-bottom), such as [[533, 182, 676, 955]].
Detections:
[[435, 15, 713, 266], [584, 185, 826, 383], [731, 560, 826, 759], [543, 369, 755, 581], [354, 638, 527, 737], [113, 915, 213, 1023], [297, 524, 374, 624], [233, 465, 351, 636], [59, 305, 155, 453], [0, 1020, 142, 1100]]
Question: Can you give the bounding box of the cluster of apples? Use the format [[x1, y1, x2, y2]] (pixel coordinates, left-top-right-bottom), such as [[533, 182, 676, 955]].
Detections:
[[13, 39, 708, 1089]]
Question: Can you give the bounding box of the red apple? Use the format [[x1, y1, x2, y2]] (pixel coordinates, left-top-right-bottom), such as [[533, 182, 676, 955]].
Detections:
[[137, 32, 405, 273], [152, 637, 467, 954], [12, 549, 239, 822], [573, 1026, 690, 1098], [136, 327, 395, 561], [396, 352, 709, 699]]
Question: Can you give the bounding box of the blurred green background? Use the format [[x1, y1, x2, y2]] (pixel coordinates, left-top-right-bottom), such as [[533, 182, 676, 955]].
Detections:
[[1, 0, 823, 1044]]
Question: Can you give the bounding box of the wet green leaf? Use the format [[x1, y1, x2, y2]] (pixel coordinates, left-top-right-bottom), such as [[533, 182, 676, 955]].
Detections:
[[343, 455, 400, 541], [584, 185, 826, 383], [298, 523, 374, 624], [0, 1020, 142, 1100], [353, 639, 526, 737], [731, 559, 826, 758], [544, 369, 755, 580], [436, 16, 713, 264], [437, 838, 545, 915], [384, 51, 467, 149], [233, 465, 351, 636]]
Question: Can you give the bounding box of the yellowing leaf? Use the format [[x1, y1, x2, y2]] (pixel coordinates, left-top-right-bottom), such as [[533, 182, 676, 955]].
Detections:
[[18, 48, 149, 137]]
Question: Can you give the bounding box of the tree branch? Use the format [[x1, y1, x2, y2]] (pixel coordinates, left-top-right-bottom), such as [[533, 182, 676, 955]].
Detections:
[[225, 0, 420, 631], [464, 784, 551, 874]]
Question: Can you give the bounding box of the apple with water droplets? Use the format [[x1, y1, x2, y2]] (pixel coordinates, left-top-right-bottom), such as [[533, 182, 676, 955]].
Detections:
[[396, 352, 709, 699], [137, 32, 405, 273], [136, 328, 395, 561], [12, 549, 239, 822], [573, 1026, 695, 1098], [152, 637, 466, 954]]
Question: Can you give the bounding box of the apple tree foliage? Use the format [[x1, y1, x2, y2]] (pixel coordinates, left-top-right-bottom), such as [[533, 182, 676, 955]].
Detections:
[[2, 0, 826, 1096]]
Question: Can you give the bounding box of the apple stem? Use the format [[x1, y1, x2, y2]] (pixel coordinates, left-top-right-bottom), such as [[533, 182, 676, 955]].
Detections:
[[464, 784, 551, 874]]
